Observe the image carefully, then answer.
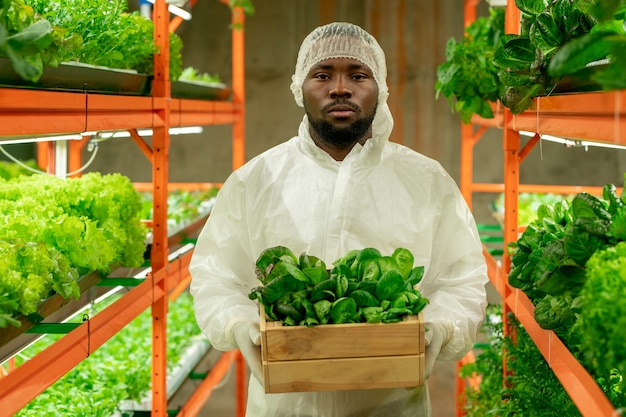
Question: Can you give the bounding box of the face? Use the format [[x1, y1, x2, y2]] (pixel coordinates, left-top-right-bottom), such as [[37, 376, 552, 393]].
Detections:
[[302, 57, 378, 150]]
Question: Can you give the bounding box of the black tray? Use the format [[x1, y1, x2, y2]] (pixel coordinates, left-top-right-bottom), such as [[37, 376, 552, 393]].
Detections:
[[0, 57, 151, 95], [171, 80, 231, 101]]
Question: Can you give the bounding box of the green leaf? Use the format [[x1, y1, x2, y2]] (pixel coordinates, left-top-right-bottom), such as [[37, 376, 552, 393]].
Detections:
[[548, 32, 613, 77], [501, 83, 542, 114], [6, 20, 52, 51], [493, 37, 535, 71], [532, 11, 565, 48], [515, 0, 547, 16]]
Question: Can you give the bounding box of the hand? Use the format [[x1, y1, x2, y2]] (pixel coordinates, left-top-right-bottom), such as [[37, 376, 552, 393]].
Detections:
[[424, 321, 454, 379], [233, 320, 263, 385]]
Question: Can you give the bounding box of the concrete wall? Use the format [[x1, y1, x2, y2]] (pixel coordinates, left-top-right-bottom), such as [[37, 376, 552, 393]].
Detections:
[[86, 0, 626, 224]]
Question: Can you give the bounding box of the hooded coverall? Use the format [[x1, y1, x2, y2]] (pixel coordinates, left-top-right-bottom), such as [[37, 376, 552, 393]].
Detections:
[[189, 95, 489, 415]]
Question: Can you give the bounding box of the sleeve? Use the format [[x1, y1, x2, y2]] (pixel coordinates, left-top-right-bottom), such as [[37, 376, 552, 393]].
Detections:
[[418, 174, 489, 361], [188, 175, 260, 351]]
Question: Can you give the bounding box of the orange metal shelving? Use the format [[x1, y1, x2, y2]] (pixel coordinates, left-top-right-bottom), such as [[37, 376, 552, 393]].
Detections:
[[0, 1, 247, 416], [456, 1, 624, 416]]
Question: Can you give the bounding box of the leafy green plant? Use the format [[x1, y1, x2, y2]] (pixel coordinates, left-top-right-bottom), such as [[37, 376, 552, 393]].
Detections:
[[11, 0, 183, 79], [0, 0, 80, 81], [13, 291, 206, 416], [0, 172, 147, 327], [461, 306, 582, 416], [493, 0, 597, 114], [0, 159, 37, 179], [26, 0, 152, 74], [548, 0, 626, 90], [575, 241, 626, 390], [250, 246, 428, 326], [139, 187, 219, 229], [179, 67, 222, 84], [435, 7, 505, 123], [508, 177, 626, 339]]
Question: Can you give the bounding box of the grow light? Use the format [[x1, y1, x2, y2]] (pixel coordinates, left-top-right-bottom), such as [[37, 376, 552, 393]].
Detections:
[[96, 126, 203, 140], [0, 131, 96, 145], [519, 131, 626, 151], [145, 0, 192, 21]]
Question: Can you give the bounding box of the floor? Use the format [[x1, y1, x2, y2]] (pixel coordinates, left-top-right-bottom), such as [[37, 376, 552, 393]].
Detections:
[[170, 349, 459, 417]]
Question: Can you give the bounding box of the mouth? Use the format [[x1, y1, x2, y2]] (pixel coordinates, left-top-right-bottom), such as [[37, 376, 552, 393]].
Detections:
[[325, 103, 357, 118]]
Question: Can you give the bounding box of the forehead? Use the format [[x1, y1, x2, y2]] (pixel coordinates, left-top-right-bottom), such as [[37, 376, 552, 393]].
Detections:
[[307, 57, 373, 75]]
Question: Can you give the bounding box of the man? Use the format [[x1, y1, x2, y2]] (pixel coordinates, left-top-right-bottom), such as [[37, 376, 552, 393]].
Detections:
[[189, 22, 488, 417]]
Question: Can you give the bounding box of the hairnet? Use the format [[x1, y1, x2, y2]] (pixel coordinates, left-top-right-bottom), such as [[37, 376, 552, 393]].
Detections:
[[290, 22, 389, 108]]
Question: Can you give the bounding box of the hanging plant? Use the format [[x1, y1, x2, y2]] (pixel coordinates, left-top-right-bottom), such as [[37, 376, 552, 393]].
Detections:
[[435, 7, 506, 124]]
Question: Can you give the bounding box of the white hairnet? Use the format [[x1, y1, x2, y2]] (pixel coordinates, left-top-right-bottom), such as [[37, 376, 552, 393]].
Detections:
[[290, 22, 389, 107]]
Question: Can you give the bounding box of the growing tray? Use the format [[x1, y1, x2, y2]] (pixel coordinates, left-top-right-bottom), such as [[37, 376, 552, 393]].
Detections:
[[171, 80, 231, 101], [0, 58, 151, 95]]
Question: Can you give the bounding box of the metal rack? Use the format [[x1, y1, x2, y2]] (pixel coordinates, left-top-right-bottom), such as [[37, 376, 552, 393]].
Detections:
[[456, 1, 625, 416], [0, 1, 247, 415]]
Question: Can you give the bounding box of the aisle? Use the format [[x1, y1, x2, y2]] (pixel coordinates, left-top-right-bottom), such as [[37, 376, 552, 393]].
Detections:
[[170, 349, 458, 417]]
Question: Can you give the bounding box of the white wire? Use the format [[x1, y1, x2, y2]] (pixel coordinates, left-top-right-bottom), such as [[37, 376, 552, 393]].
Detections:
[[66, 142, 99, 177], [0, 145, 47, 175], [0, 141, 100, 177]]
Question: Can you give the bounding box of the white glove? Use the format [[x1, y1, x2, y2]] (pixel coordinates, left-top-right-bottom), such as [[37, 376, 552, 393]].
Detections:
[[424, 321, 454, 379], [233, 320, 263, 385]]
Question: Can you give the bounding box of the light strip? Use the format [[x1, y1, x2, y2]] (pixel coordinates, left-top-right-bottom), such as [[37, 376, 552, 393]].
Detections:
[[519, 131, 626, 151], [0, 132, 97, 146], [98, 126, 203, 139], [1, 127, 203, 145]]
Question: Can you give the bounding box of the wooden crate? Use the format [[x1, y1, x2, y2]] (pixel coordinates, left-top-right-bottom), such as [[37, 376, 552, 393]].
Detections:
[[260, 309, 425, 393]]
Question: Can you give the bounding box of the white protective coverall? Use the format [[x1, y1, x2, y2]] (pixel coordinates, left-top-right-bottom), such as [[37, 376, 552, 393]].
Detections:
[[189, 22, 488, 417]]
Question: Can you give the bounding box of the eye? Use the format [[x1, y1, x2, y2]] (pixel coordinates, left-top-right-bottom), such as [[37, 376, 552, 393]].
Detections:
[[352, 73, 369, 81], [313, 73, 331, 80]]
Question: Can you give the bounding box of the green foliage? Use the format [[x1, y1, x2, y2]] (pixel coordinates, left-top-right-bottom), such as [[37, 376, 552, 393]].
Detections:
[[435, 7, 505, 123], [507, 176, 626, 339], [2, 0, 184, 79], [139, 187, 219, 229], [179, 67, 222, 84], [0, 0, 80, 81], [493, 0, 597, 114], [0, 172, 147, 327], [14, 291, 205, 416], [0, 159, 37, 179], [249, 246, 428, 326], [26, 0, 156, 74], [548, 0, 626, 91], [575, 241, 626, 390], [461, 306, 581, 416]]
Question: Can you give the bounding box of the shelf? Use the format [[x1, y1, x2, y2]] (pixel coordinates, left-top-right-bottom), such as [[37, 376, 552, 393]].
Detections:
[[0, 1, 248, 414], [0, 87, 246, 137], [459, 4, 625, 416], [0, 88, 159, 136], [512, 90, 626, 145]]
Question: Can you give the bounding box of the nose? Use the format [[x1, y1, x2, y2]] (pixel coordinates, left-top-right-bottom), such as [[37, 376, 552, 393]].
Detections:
[[329, 76, 352, 98]]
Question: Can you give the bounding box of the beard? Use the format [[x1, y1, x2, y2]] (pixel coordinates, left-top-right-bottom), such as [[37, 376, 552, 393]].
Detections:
[[306, 102, 377, 148]]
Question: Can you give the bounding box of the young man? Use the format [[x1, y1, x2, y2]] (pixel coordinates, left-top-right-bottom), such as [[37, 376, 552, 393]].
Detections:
[[189, 22, 488, 417]]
